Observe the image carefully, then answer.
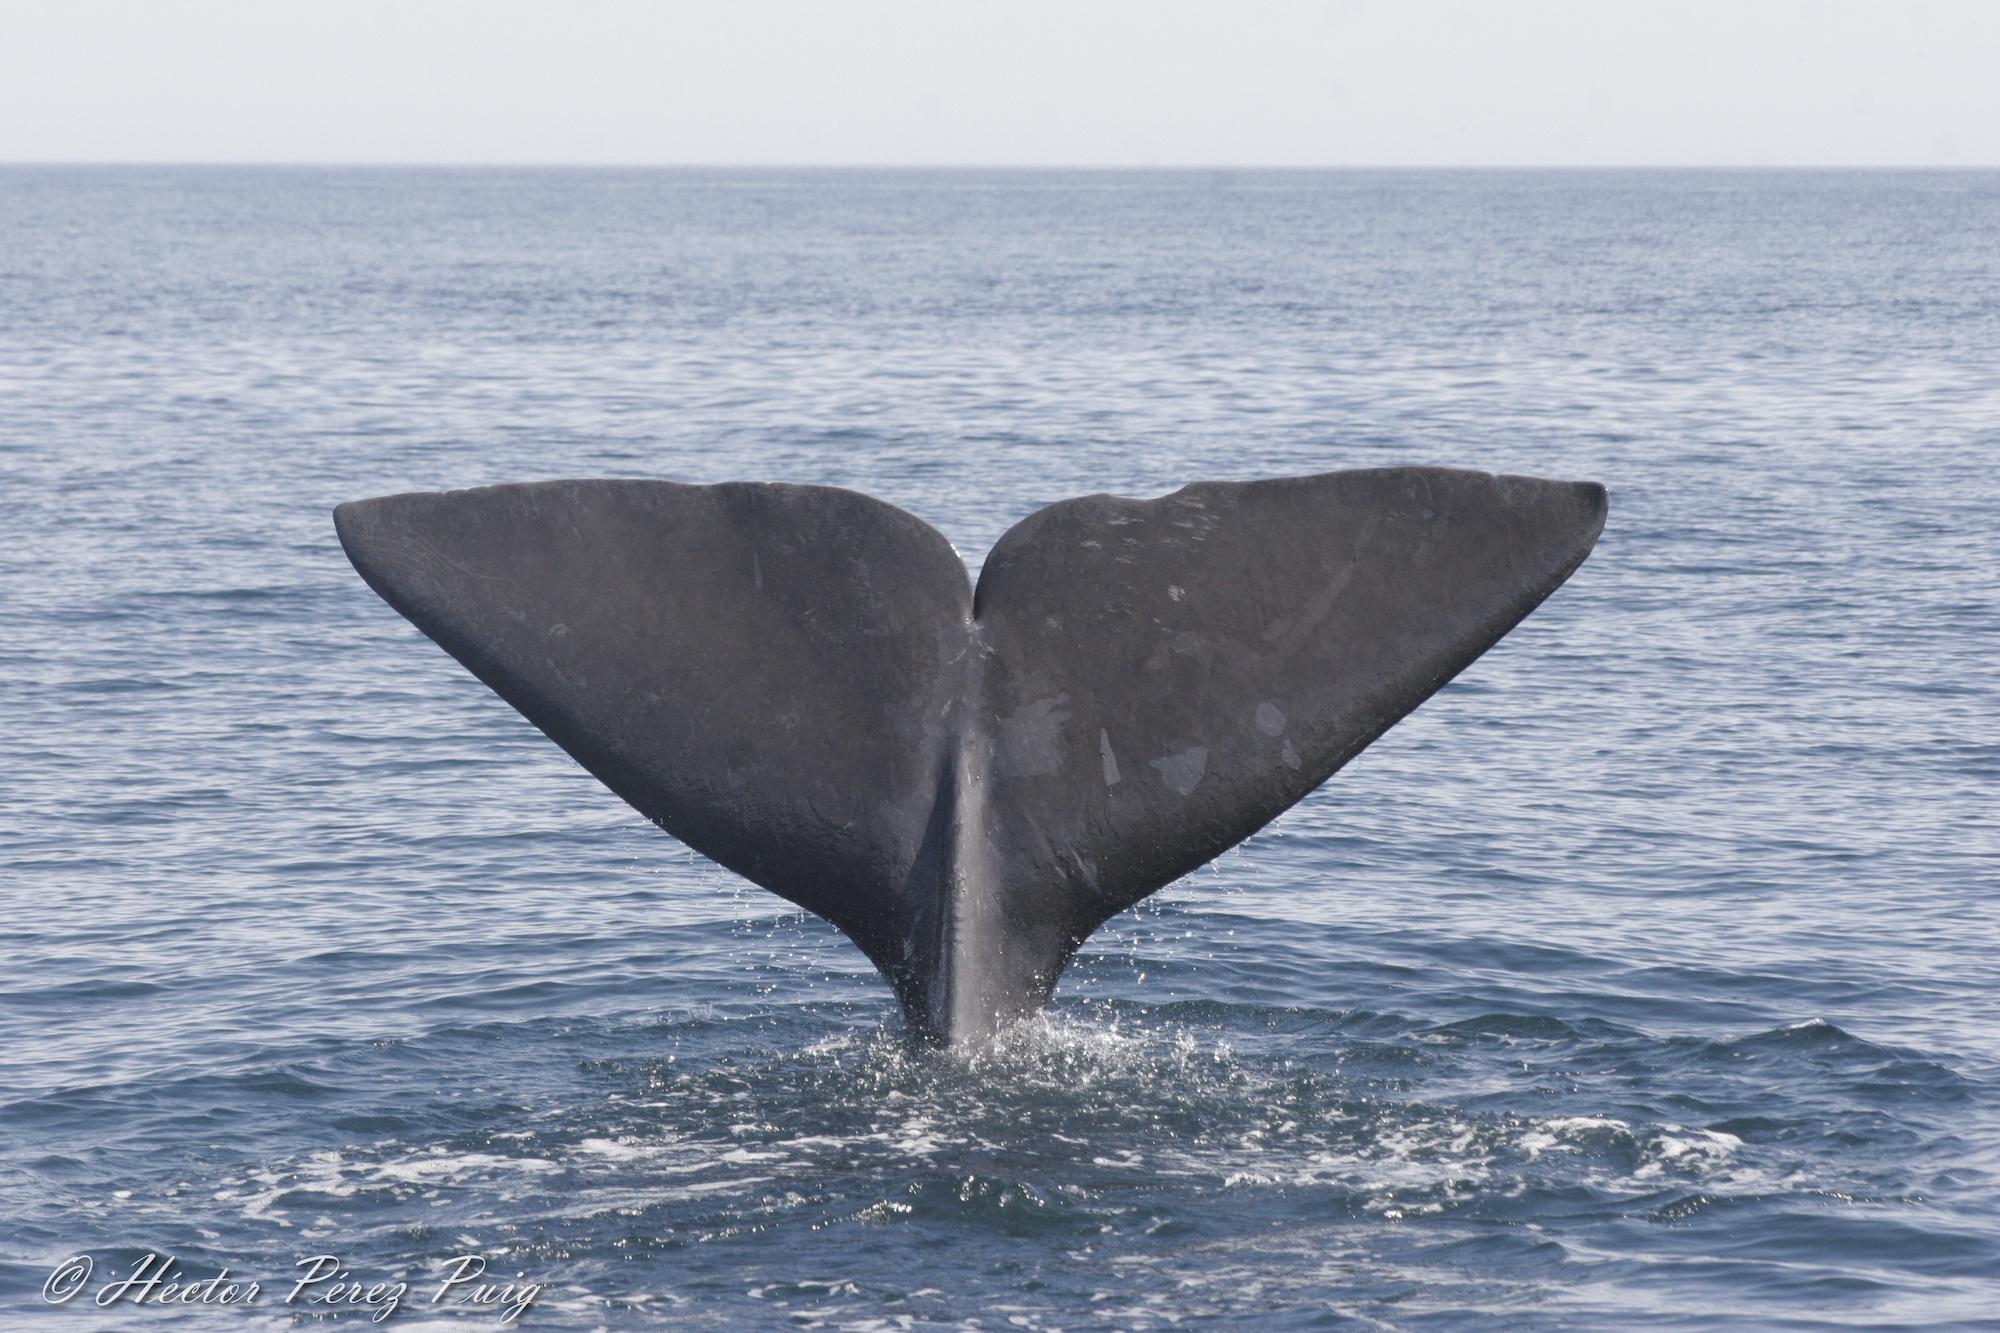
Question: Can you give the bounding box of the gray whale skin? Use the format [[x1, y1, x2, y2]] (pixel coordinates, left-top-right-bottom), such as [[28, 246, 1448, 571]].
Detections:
[[336, 468, 1606, 1045]]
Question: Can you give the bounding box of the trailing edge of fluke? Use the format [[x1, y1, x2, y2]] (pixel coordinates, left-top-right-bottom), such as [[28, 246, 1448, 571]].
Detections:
[[335, 467, 1607, 1045]]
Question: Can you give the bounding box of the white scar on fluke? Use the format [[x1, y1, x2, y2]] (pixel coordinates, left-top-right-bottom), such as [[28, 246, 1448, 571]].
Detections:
[[337, 467, 1606, 1045]]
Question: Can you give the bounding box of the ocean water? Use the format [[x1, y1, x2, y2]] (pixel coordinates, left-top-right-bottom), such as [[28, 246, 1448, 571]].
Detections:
[[2, 167, 1996, 1329]]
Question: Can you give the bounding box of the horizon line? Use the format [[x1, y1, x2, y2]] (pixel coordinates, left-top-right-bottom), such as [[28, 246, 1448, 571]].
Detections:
[[3, 159, 1998, 173]]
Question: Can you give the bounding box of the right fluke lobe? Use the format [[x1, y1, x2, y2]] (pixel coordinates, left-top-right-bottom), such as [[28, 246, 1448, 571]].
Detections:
[[335, 467, 1607, 1044]]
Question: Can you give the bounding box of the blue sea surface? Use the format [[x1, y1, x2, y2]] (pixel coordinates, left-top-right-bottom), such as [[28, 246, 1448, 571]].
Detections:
[[2, 167, 1997, 1329]]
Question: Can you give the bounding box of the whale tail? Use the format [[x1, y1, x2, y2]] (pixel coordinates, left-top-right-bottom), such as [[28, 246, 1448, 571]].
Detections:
[[335, 468, 1606, 1044]]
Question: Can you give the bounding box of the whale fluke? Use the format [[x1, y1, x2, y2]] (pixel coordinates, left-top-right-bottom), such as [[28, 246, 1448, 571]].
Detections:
[[335, 468, 1606, 1044]]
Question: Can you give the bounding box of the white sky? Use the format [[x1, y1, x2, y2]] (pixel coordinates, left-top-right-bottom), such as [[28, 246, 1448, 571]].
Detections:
[[2, 0, 1995, 166]]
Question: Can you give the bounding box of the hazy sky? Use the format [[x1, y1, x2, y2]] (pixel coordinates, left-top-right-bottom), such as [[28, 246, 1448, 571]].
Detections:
[[2, 0, 1995, 166]]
